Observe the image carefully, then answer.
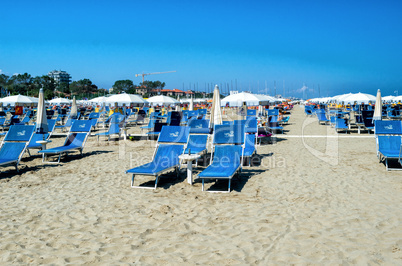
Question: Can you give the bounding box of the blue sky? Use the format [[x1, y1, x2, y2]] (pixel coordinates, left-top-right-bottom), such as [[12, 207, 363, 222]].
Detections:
[[1, 0, 401, 98]]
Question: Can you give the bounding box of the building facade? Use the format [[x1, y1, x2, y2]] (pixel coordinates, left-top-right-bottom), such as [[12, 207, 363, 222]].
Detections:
[[48, 70, 71, 84]]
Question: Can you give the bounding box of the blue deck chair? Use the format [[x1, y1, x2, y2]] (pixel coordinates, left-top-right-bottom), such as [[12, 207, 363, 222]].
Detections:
[[127, 109, 146, 125], [126, 126, 190, 189], [316, 111, 330, 125], [55, 117, 75, 132], [243, 134, 256, 166], [38, 120, 92, 163], [335, 118, 349, 133], [26, 119, 57, 155], [95, 114, 125, 141], [184, 134, 208, 156], [147, 121, 168, 139], [0, 125, 35, 172], [279, 116, 290, 125], [267, 116, 284, 134], [374, 120, 402, 170], [197, 124, 245, 193], [140, 118, 158, 132], [188, 119, 210, 134]]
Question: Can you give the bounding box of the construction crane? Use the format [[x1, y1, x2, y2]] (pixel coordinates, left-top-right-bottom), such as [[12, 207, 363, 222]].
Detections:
[[135, 71, 176, 83]]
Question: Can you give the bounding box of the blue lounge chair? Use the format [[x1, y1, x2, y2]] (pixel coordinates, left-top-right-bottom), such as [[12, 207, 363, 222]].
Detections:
[[0, 125, 35, 172], [316, 111, 330, 125], [126, 126, 190, 189], [184, 134, 208, 156], [335, 118, 349, 133], [55, 117, 75, 133], [146, 121, 168, 139], [26, 119, 57, 155], [243, 134, 256, 166], [197, 124, 245, 193], [95, 114, 125, 141], [268, 119, 284, 134], [39, 120, 92, 163], [374, 120, 402, 170], [141, 118, 158, 132]]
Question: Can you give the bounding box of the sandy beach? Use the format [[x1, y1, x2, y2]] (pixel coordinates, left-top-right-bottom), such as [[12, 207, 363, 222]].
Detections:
[[0, 106, 401, 264]]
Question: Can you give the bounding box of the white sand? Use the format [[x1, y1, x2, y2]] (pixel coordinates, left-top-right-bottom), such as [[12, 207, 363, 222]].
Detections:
[[0, 106, 401, 264]]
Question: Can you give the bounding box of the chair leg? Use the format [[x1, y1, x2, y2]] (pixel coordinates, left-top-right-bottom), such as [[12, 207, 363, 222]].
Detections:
[[202, 178, 205, 191]]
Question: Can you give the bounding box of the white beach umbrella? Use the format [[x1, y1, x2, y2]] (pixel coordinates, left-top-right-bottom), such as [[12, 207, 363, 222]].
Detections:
[[373, 89, 382, 121], [180, 98, 191, 104], [342, 92, 376, 104], [221, 92, 271, 107], [382, 95, 395, 102], [49, 97, 71, 105], [35, 88, 48, 134], [331, 93, 353, 103], [393, 95, 402, 102], [189, 97, 194, 111], [0, 94, 39, 106], [106, 93, 147, 106], [209, 85, 223, 128], [147, 95, 180, 106], [70, 96, 78, 118], [89, 96, 107, 104]]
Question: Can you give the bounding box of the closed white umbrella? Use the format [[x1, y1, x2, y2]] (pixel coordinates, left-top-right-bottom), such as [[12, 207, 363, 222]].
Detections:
[[35, 88, 48, 134], [209, 85, 222, 128], [70, 96, 78, 118], [373, 89, 382, 121], [147, 95, 180, 106], [189, 97, 194, 111], [106, 93, 147, 106]]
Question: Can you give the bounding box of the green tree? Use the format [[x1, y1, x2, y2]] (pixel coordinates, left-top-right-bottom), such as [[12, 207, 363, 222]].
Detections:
[[112, 79, 134, 94], [70, 79, 98, 98]]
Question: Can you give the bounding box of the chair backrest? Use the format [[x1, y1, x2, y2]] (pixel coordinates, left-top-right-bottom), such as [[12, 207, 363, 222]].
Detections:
[[188, 119, 210, 133], [187, 110, 198, 119], [213, 124, 245, 145], [158, 126, 190, 144], [4, 125, 35, 142], [88, 112, 100, 119], [247, 109, 257, 116], [47, 119, 57, 133], [374, 120, 402, 135], [317, 112, 328, 121], [335, 118, 348, 128], [70, 120, 92, 133], [198, 109, 207, 115], [268, 109, 279, 116], [153, 121, 167, 133]]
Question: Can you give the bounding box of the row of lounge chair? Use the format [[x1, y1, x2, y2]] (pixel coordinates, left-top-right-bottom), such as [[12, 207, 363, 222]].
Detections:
[[127, 123, 251, 192]]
